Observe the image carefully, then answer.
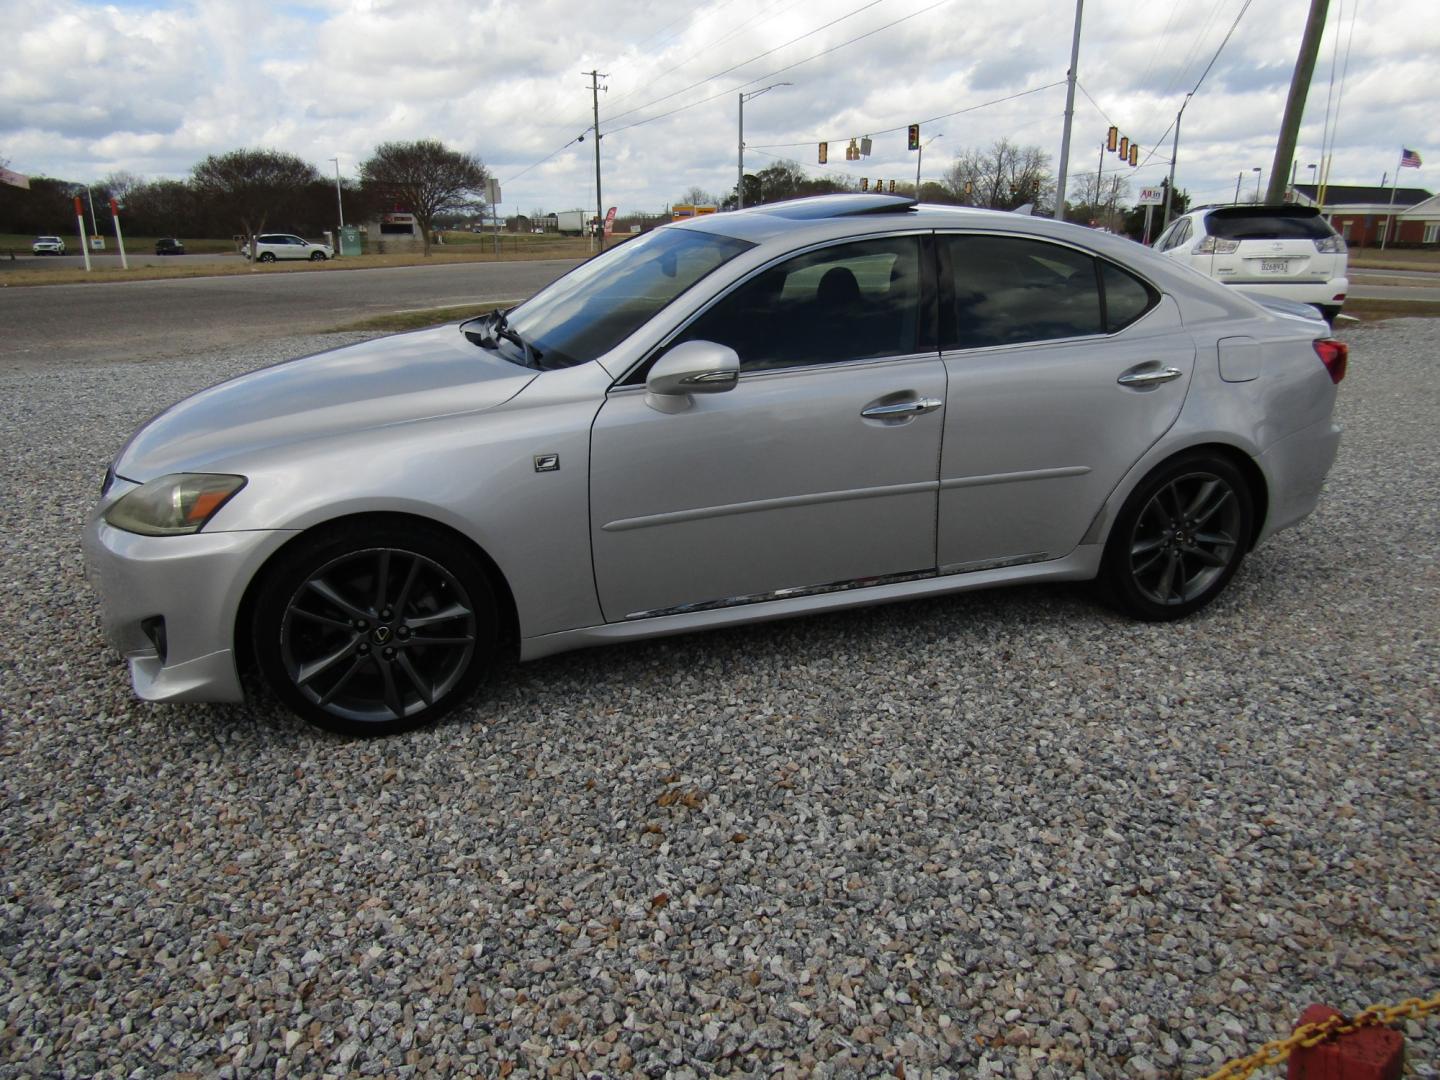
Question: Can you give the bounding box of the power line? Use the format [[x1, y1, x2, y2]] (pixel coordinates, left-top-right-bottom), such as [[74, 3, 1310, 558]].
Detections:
[[601, 0, 887, 127], [606, 0, 956, 137], [747, 80, 1064, 149]]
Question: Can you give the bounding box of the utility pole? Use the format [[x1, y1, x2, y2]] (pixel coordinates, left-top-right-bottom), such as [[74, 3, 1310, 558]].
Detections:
[[329, 157, 345, 255], [585, 70, 607, 252], [1267, 0, 1329, 205], [1161, 93, 1191, 231], [1053, 0, 1083, 220]]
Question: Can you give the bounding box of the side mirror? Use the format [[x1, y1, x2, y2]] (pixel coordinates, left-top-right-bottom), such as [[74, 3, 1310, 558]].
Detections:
[[645, 340, 740, 411]]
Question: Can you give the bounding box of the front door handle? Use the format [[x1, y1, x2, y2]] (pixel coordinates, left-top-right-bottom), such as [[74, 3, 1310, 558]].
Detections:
[[1117, 367, 1183, 388], [861, 396, 943, 419]]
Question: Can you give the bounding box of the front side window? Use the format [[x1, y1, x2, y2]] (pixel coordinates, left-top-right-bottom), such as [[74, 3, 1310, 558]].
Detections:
[[943, 235, 1102, 348], [676, 235, 922, 372], [506, 226, 753, 369]]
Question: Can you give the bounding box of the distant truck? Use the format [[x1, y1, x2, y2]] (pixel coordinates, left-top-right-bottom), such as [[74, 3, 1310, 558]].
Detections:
[[555, 210, 593, 236]]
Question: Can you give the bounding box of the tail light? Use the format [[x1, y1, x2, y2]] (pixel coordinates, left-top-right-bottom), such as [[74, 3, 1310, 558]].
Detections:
[[1314, 338, 1348, 384], [1195, 236, 1241, 254], [1314, 234, 1347, 254]]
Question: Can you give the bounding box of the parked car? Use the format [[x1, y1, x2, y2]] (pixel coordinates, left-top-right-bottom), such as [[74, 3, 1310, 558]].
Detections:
[[240, 233, 333, 262], [1152, 205, 1348, 321], [86, 194, 1347, 735], [155, 237, 185, 256], [32, 236, 65, 255]]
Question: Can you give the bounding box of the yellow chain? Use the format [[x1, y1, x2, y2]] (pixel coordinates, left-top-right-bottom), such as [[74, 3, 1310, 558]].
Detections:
[[1199, 992, 1440, 1080]]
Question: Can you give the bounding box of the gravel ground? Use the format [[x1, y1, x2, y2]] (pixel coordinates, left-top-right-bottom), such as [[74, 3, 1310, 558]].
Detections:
[[1, 321, 1436, 1079]]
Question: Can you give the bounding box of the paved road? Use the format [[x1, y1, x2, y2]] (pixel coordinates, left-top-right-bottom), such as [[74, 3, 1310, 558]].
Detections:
[[0, 259, 580, 370]]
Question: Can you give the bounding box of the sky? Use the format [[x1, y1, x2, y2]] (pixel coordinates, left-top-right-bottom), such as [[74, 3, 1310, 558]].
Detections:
[[2, 0, 1435, 218]]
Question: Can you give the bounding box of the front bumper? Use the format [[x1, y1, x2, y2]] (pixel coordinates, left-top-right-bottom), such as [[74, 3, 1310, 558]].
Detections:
[[83, 511, 297, 704]]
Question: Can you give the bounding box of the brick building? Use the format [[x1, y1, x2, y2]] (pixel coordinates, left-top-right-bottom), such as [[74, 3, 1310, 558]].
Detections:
[[1292, 184, 1436, 247]]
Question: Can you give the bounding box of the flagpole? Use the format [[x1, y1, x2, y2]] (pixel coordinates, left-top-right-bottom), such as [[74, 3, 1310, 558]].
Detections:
[[1381, 150, 1402, 250]]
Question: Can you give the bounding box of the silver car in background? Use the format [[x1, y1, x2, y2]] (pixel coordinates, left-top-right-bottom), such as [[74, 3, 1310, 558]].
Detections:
[[85, 195, 1347, 735]]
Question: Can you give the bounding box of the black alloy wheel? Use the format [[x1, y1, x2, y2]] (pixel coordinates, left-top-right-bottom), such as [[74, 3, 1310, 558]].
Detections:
[[253, 522, 497, 735], [1100, 453, 1253, 621], [258, 251, 277, 263], [309, 251, 327, 261]]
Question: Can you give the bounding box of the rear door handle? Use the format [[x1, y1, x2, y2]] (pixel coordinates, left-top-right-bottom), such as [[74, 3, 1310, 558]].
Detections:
[[861, 396, 943, 419], [1117, 367, 1183, 388]]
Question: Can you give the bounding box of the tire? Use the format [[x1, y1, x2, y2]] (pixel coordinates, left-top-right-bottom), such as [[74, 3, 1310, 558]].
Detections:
[[309, 251, 327, 262], [258, 252, 277, 263], [1318, 304, 1342, 323], [1098, 452, 1254, 621], [252, 520, 497, 736]]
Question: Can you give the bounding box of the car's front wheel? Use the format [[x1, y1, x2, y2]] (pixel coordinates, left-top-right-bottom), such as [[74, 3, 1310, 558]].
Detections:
[[309, 251, 327, 262], [258, 252, 277, 263], [1099, 452, 1254, 621], [252, 521, 497, 735]]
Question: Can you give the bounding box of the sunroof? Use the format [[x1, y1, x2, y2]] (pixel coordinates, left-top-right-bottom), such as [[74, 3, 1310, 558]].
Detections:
[[754, 194, 919, 220]]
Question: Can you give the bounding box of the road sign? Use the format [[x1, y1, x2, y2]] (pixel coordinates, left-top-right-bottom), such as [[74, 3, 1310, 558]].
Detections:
[[1138, 187, 1165, 205]]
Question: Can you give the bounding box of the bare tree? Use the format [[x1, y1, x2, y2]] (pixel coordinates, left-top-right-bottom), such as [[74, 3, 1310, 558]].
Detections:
[[942, 139, 1055, 212], [192, 149, 320, 264], [1068, 173, 1131, 230], [676, 186, 719, 207], [101, 170, 145, 203], [359, 140, 488, 256]]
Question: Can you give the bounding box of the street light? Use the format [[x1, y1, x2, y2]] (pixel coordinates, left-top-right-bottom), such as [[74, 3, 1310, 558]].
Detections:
[[916, 133, 943, 195], [1252, 166, 1263, 203], [738, 82, 791, 210], [1233, 171, 1244, 205]]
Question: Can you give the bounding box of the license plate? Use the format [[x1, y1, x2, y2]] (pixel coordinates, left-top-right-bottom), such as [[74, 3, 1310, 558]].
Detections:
[[1260, 259, 1289, 273]]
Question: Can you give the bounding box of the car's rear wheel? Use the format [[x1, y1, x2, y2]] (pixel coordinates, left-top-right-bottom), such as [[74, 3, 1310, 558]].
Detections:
[[1318, 303, 1342, 323], [258, 252, 277, 263], [1099, 452, 1253, 621], [252, 522, 497, 735], [309, 251, 327, 262]]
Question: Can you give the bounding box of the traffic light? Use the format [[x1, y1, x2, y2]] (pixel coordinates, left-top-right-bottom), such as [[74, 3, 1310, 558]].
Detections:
[[1107, 126, 1118, 152], [1129, 143, 1138, 166], [861, 178, 869, 191], [1118, 136, 1128, 159], [818, 142, 828, 165], [908, 124, 920, 151], [888, 179, 896, 193]]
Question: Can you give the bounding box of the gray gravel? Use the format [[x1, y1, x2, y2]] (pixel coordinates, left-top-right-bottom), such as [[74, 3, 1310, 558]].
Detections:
[[1, 321, 1437, 1079]]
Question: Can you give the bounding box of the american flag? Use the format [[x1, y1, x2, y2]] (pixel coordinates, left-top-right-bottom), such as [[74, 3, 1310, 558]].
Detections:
[[1400, 148, 1422, 168]]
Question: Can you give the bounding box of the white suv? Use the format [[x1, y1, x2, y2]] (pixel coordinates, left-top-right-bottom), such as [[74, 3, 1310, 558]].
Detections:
[[241, 233, 333, 263], [32, 236, 66, 255], [1153, 206, 1347, 321]]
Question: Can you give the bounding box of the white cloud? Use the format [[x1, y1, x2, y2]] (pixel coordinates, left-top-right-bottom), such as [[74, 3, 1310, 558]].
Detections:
[[1, 0, 1435, 213]]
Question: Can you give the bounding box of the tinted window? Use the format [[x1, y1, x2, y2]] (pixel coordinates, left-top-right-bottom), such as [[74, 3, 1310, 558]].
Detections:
[[944, 235, 1102, 348], [507, 226, 753, 369], [678, 236, 921, 372], [1206, 209, 1334, 240], [1101, 261, 1157, 332]]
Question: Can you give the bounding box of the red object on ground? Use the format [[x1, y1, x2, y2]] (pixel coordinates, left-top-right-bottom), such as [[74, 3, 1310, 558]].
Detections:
[[1287, 1004, 1404, 1080]]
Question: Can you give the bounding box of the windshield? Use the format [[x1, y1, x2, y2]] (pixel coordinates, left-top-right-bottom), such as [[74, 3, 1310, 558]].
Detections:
[[504, 227, 753, 368]]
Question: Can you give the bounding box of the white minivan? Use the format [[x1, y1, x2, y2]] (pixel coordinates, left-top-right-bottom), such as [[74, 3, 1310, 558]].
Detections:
[[1152, 206, 1348, 321]]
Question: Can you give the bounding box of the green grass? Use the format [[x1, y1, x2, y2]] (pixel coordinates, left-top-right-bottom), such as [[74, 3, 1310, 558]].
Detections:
[[0, 232, 236, 255], [1349, 249, 1440, 271]]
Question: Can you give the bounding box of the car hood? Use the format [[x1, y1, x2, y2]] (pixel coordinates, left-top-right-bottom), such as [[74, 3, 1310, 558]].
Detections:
[[115, 325, 537, 480]]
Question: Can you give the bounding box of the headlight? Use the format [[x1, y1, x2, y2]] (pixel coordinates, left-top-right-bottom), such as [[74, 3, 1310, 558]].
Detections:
[[104, 473, 247, 536]]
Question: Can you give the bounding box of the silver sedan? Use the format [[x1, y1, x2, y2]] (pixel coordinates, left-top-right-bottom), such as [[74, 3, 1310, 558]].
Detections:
[[85, 195, 1346, 735]]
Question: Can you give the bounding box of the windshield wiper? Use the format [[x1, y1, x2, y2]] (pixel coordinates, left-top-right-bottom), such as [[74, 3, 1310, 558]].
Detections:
[[461, 308, 546, 369]]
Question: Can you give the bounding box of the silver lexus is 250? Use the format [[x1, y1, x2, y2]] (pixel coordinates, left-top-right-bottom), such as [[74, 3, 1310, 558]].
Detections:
[[85, 194, 1346, 735]]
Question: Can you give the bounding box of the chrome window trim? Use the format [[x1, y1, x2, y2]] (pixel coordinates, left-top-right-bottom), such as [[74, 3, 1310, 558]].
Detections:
[[604, 348, 944, 396], [610, 229, 935, 390]]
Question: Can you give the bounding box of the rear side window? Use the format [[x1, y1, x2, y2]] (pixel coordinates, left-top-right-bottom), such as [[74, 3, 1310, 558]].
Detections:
[[1100, 262, 1157, 332], [943, 235, 1102, 348], [1205, 210, 1335, 240]]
